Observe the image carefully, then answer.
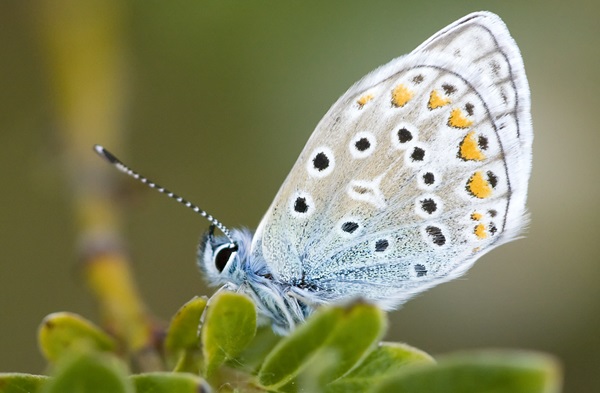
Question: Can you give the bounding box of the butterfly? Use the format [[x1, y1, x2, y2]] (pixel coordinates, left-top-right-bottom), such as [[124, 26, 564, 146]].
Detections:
[[96, 11, 532, 334]]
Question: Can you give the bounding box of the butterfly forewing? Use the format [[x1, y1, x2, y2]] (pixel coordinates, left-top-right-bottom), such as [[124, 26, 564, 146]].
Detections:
[[250, 12, 531, 308]]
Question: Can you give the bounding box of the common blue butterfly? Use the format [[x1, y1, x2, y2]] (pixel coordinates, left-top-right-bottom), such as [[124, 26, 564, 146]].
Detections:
[[96, 11, 532, 334]]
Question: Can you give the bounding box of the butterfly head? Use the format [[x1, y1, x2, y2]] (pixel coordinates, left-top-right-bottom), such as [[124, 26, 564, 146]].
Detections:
[[197, 226, 254, 287], [197, 227, 308, 333]]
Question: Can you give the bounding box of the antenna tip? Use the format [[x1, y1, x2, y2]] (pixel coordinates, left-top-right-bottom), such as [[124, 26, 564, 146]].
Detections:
[[94, 144, 120, 165]]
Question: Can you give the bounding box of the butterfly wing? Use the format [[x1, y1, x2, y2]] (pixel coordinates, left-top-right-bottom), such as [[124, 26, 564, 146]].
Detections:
[[250, 12, 532, 308]]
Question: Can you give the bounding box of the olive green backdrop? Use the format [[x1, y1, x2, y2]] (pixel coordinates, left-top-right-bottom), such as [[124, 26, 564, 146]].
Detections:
[[1, 1, 598, 392]]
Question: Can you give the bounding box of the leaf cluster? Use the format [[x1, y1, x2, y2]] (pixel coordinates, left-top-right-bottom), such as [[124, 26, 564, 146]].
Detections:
[[0, 293, 561, 393]]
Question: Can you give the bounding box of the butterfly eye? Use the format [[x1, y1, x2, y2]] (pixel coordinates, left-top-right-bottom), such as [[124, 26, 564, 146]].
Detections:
[[213, 244, 238, 273]]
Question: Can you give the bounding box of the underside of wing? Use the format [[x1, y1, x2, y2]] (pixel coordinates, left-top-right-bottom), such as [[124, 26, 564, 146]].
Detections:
[[251, 12, 532, 307]]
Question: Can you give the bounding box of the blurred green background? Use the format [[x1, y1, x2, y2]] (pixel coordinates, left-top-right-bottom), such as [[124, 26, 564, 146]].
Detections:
[[1, 0, 598, 391]]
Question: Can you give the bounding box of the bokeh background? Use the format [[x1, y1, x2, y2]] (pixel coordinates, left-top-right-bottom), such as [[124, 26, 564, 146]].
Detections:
[[1, 1, 598, 391]]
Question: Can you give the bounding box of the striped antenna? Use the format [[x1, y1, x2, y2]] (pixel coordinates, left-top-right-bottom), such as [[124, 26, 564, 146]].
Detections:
[[94, 144, 235, 244]]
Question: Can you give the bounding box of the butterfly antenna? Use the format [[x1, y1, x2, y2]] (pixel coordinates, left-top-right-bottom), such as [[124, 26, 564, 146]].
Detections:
[[93, 144, 236, 245]]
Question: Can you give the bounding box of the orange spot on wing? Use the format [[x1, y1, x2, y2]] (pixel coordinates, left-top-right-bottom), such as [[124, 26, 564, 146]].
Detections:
[[459, 131, 486, 161], [448, 108, 473, 128], [466, 171, 492, 199], [470, 212, 483, 221], [428, 90, 451, 109], [391, 84, 413, 107], [357, 93, 374, 107], [474, 223, 488, 239]]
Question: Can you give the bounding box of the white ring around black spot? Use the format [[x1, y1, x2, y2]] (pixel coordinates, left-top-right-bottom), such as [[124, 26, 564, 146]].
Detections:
[[337, 217, 362, 238], [349, 131, 377, 159], [289, 191, 315, 218], [421, 224, 448, 248], [306, 146, 335, 178], [417, 169, 440, 190], [404, 142, 428, 167], [391, 122, 418, 150], [414, 194, 443, 219]]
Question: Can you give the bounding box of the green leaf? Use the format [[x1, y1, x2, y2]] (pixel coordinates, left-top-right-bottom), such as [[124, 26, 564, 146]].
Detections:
[[164, 296, 208, 372], [165, 297, 207, 351], [131, 372, 211, 393], [0, 373, 49, 393], [258, 302, 387, 392], [369, 350, 562, 393], [257, 305, 344, 389], [232, 326, 282, 374], [201, 291, 257, 377], [41, 352, 133, 393], [38, 312, 117, 362], [313, 302, 387, 385], [326, 342, 434, 393]]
